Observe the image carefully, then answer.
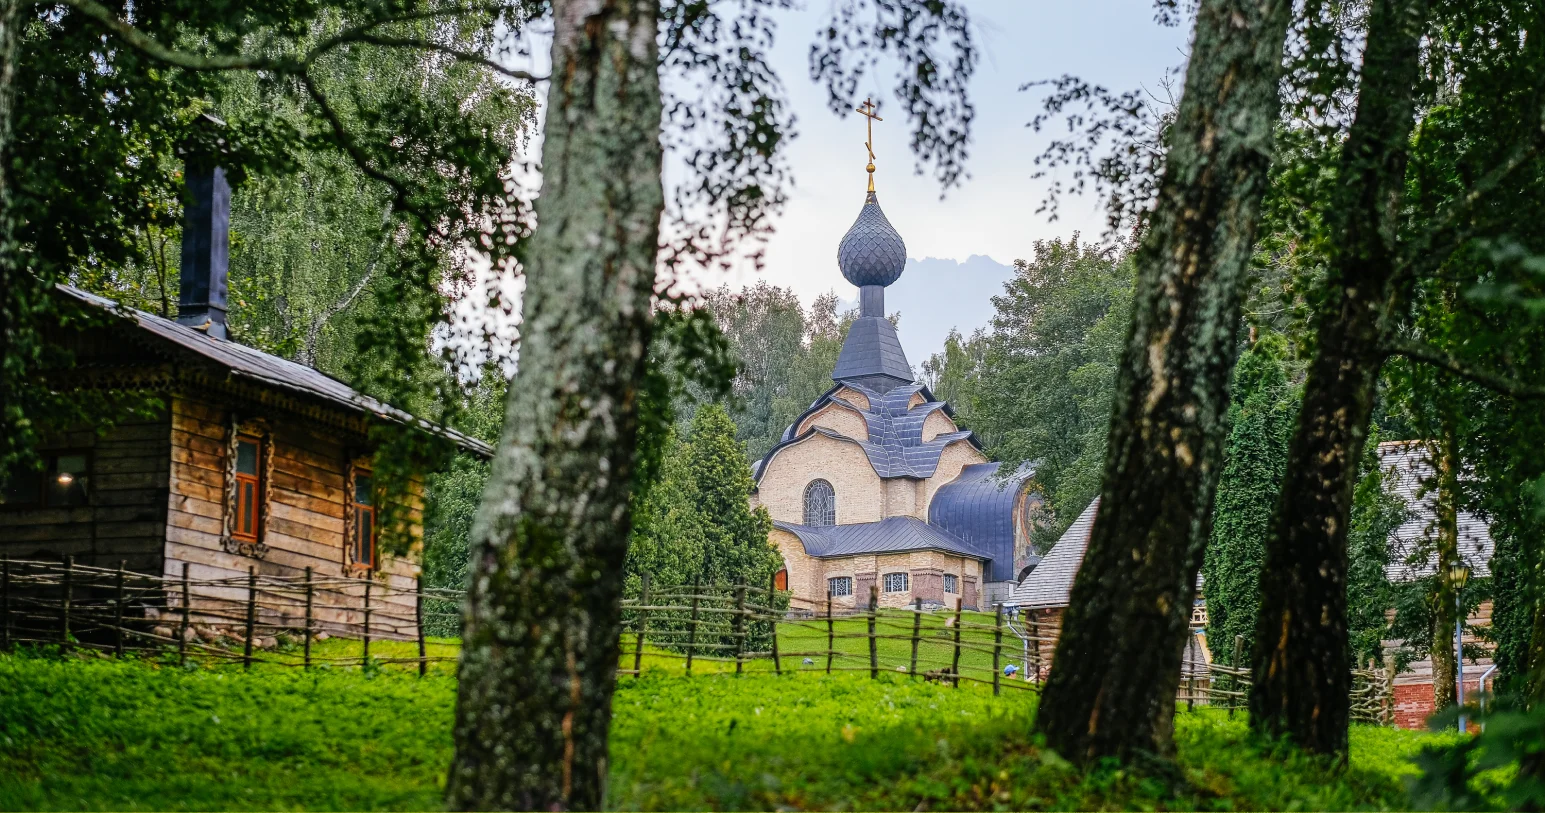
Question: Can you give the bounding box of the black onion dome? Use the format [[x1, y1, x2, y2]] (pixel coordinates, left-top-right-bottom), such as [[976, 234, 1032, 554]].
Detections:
[[837, 191, 906, 287]]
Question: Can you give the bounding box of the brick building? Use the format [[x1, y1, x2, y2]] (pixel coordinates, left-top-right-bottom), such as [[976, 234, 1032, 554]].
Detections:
[[749, 176, 1041, 614]]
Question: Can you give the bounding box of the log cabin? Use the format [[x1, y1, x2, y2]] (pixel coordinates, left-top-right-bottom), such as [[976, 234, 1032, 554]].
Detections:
[[0, 133, 490, 640]]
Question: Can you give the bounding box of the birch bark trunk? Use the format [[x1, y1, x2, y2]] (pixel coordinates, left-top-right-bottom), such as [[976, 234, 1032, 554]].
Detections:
[[1032, 0, 1292, 764], [1249, 0, 1428, 756], [445, 0, 662, 809], [1430, 422, 1461, 711]]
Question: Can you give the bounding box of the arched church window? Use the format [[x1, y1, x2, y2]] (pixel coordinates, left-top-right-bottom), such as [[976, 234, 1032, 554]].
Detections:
[[803, 479, 836, 526]]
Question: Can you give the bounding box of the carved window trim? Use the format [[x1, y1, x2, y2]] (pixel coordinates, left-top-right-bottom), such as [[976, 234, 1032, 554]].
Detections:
[[344, 460, 377, 572], [223, 416, 272, 559]]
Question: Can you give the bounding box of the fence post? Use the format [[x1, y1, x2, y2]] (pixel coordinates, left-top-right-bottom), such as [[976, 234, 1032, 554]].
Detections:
[[909, 597, 921, 679], [734, 584, 747, 675], [60, 555, 73, 651], [1383, 653, 1398, 726], [1029, 615, 1041, 682], [362, 577, 372, 669], [415, 575, 427, 678], [867, 583, 878, 679], [633, 572, 651, 678], [825, 591, 834, 675], [950, 600, 963, 688], [685, 577, 701, 675], [179, 562, 190, 667], [244, 567, 256, 670], [1230, 634, 1245, 718], [993, 604, 1003, 697], [303, 567, 314, 670], [1186, 676, 1195, 712], [768, 571, 782, 676], [1, 557, 9, 651], [114, 561, 126, 658]]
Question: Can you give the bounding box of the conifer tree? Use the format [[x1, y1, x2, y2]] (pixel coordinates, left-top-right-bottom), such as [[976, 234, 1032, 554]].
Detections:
[[1204, 334, 1295, 666]]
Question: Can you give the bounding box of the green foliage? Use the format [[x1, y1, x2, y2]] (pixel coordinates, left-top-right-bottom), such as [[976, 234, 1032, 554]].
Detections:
[[1204, 334, 1297, 666], [1347, 429, 1412, 667], [960, 237, 1134, 548], [626, 404, 778, 592], [0, 653, 1454, 812]]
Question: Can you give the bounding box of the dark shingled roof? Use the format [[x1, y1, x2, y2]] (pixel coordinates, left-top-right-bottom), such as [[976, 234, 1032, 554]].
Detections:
[[837, 191, 907, 288], [57, 284, 492, 457], [752, 381, 981, 485], [1004, 497, 1099, 609], [774, 516, 991, 559], [928, 462, 1038, 583], [831, 316, 913, 389]]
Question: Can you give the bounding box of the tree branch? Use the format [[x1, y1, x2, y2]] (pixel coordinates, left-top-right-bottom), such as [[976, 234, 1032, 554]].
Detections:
[[349, 34, 548, 81], [1384, 337, 1545, 399]]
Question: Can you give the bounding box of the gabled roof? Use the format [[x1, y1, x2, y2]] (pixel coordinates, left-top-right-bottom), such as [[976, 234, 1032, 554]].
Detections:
[[773, 516, 991, 560], [1004, 497, 1099, 609], [1379, 441, 1494, 580], [752, 381, 981, 486], [56, 285, 492, 457], [929, 461, 1037, 583]]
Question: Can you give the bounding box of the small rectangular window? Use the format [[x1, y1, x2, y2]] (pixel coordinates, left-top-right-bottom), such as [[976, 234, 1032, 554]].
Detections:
[[828, 576, 853, 597], [883, 572, 909, 593], [232, 437, 262, 543], [47, 454, 90, 507], [943, 574, 958, 594], [351, 470, 376, 570], [3, 452, 90, 508]]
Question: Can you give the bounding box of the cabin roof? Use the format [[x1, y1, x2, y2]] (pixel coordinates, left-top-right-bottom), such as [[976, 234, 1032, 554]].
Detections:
[[57, 285, 493, 458]]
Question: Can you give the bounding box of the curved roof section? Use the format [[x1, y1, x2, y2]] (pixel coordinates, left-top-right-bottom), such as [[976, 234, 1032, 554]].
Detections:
[[753, 382, 982, 487], [1004, 497, 1100, 610], [929, 462, 1038, 583], [832, 316, 912, 390], [837, 191, 907, 288], [774, 516, 990, 560]]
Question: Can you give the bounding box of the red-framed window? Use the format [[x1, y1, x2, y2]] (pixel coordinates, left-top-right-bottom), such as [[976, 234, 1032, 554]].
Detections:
[[232, 436, 262, 542], [351, 469, 376, 570]]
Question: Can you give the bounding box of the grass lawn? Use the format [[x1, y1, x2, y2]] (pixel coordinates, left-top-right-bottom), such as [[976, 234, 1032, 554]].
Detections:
[[0, 650, 1465, 811]]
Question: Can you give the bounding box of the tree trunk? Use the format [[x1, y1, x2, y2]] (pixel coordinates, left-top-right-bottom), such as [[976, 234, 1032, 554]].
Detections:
[[1249, 0, 1428, 757], [1032, 0, 1292, 765], [445, 1, 662, 809], [1430, 422, 1461, 711], [0, 0, 24, 467]]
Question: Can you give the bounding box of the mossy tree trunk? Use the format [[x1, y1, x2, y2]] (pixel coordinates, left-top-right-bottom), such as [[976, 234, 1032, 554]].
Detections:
[[1249, 0, 1429, 757], [0, 0, 24, 468], [1430, 420, 1461, 711], [1032, 0, 1292, 765], [446, 1, 662, 809]]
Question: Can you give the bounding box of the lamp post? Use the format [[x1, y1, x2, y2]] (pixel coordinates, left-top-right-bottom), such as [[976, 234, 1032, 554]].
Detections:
[[1449, 561, 1471, 733]]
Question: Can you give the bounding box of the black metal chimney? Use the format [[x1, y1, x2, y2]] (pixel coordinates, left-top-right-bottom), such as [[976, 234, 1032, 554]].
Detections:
[[178, 114, 230, 340]]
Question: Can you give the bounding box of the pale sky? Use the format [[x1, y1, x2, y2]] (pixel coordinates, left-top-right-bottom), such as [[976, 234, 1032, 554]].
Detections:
[[458, 1, 1190, 368], [714, 0, 1189, 305]]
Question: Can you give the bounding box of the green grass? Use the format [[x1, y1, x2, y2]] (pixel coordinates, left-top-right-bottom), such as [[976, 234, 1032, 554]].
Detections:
[[0, 650, 1465, 811]]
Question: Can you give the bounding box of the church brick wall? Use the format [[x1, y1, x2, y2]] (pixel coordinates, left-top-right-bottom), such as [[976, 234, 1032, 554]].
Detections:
[[921, 410, 957, 443], [883, 478, 923, 519], [756, 433, 882, 526], [833, 387, 870, 411], [797, 402, 869, 443], [767, 530, 985, 612]]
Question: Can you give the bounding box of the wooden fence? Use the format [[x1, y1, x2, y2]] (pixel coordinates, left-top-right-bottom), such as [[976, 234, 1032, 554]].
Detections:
[[0, 558, 1396, 722]]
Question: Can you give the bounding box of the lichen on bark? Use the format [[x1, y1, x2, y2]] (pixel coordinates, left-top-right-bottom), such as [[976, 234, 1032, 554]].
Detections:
[[445, 1, 663, 809]]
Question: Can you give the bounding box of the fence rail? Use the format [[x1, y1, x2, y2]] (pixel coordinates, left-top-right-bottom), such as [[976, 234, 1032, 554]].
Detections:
[[0, 558, 1396, 722]]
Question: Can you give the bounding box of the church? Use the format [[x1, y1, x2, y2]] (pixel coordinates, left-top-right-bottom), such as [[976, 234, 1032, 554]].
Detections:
[[749, 104, 1040, 614]]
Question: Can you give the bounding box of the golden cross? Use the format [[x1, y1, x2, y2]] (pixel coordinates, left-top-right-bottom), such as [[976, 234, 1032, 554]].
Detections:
[[856, 97, 882, 192]]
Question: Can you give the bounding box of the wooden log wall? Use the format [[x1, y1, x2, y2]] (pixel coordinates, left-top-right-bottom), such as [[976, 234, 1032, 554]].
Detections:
[[0, 412, 171, 574], [164, 396, 422, 639]]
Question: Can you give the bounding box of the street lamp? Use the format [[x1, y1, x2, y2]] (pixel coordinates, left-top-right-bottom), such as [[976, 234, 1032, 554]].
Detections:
[[1449, 561, 1472, 733]]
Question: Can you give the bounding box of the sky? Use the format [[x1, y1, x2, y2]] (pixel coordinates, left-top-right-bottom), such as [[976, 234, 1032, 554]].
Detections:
[[461, 1, 1190, 368], [719, 0, 1189, 316]]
